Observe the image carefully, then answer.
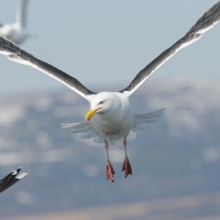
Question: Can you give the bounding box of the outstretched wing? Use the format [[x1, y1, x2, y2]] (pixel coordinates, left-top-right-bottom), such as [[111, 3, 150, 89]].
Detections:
[[0, 36, 96, 101], [0, 167, 28, 193], [120, 1, 220, 96], [16, 0, 28, 28]]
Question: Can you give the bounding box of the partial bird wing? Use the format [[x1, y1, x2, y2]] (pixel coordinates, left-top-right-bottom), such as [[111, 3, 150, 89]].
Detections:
[[0, 167, 28, 193], [0, 36, 96, 101], [16, 0, 28, 28], [120, 1, 220, 96], [133, 108, 165, 132]]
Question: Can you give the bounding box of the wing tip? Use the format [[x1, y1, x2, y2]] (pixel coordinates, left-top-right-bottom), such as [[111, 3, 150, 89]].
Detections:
[[16, 171, 29, 180]]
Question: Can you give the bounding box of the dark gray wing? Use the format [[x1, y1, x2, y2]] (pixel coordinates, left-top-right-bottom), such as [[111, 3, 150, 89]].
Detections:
[[16, 0, 28, 28], [0, 167, 28, 193], [120, 1, 220, 96], [0, 36, 96, 101]]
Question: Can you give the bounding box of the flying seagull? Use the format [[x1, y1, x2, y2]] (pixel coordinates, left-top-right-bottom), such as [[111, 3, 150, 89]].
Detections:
[[0, 167, 28, 193], [0, 0, 29, 45], [0, 1, 220, 182]]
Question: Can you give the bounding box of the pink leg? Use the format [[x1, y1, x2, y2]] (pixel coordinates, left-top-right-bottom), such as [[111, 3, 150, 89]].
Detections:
[[122, 138, 132, 178], [105, 140, 115, 182]]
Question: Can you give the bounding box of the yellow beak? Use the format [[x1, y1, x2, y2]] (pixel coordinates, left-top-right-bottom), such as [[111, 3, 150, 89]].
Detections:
[[85, 108, 99, 122]]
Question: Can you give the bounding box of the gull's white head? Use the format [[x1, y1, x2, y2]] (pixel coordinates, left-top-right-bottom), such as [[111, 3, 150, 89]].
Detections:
[[85, 92, 122, 122]]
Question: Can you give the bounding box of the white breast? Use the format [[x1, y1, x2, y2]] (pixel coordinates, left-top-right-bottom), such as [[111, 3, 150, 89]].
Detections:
[[91, 92, 134, 145]]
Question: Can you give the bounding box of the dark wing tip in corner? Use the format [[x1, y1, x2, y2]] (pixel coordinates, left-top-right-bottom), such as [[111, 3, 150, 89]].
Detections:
[[0, 167, 29, 193]]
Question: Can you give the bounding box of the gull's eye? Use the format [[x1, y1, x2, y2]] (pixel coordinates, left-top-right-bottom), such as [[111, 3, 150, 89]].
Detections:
[[99, 101, 104, 104]]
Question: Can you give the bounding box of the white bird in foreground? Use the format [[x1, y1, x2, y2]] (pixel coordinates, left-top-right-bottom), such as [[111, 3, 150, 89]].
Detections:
[[0, 168, 28, 193], [0, 0, 29, 45], [0, 2, 220, 182]]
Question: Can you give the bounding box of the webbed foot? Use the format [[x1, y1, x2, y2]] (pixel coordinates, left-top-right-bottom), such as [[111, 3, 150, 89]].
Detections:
[[106, 161, 115, 182], [122, 157, 132, 178]]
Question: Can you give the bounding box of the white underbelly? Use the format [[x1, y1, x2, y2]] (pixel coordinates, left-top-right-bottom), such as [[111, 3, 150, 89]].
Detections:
[[92, 111, 133, 136]]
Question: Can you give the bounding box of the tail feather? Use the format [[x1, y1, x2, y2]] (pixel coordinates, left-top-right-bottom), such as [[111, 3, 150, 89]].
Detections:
[[79, 130, 97, 139], [133, 108, 165, 118], [71, 126, 92, 134], [133, 108, 165, 132], [62, 121, 97, 140], [61, 122, 92, 129]]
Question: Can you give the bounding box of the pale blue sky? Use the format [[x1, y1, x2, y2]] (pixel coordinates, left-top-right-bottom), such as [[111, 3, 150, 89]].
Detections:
[[0, 0, 219, 95]]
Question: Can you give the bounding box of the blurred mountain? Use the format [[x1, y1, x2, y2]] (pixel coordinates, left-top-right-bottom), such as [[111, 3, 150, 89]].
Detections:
[[0, 77, 220, 219]]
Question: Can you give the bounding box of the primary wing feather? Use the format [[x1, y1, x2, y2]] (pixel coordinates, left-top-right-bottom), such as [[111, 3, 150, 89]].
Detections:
[[0, 36, 96, 101], [0, 168, 28, 193], [121, 1, 220, 96]]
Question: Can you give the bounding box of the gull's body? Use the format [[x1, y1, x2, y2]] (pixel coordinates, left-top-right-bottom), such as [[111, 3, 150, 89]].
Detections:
[[0, 23, 27, 45], [89, 92, 134, 145], [0, 0, 29, 45], [0, 1, 220, 181]]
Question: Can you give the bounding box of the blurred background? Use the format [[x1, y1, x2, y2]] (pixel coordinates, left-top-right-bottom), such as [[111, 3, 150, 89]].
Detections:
[[0, 0, 220, 219]]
